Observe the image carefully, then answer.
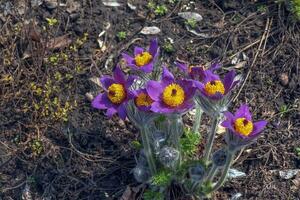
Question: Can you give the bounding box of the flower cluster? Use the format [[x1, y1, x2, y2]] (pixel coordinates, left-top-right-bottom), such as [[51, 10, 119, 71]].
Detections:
[[91, 38, 267, 198]]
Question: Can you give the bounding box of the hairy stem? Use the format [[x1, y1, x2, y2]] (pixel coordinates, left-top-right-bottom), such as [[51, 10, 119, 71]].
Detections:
[[140, 125, 157, 175], [203, 117, 220, 163], [210, 151, 235, 192], [192, 104, 203, 135], [205, 164, 218, 182]]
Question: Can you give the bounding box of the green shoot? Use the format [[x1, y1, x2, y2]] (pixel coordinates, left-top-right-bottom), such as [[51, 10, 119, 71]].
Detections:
[[46, 18, 58, 26], [151, 169, 172, 187], [143, 189, 164, 200], [117, 31, 127, 41], [163, 41, 175, 53], [154, 5, 168, 16], [185, 18, 198, 29], [180, 128, 201, 157]]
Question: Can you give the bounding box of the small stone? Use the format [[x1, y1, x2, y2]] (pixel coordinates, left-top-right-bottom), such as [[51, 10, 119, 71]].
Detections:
[[178, 12, 203, 21], [279, 73, 289, 86], [279, 169, 300, 180], [140, 26, 161, 35], [44, 0, 58, 10], [228, 168, 246, 179]]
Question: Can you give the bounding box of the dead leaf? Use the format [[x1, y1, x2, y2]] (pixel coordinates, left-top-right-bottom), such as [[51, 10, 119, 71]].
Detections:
[[140, 26, 161, 35], [120, 185, 144, 200], [234, 61, 247, 69], [47, 35, 72, 50]]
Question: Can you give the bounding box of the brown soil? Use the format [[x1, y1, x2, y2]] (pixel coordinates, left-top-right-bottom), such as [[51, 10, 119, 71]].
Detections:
[[0, 0, 299, 199]]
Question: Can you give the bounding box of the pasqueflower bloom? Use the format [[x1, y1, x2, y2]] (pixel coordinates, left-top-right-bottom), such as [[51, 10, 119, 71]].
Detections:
[[195, 70, 239, 100], [176, 61, 221, 81], [133, 88, 154, 111], [92, 66, 135, 119], [122, 38, 159, 73], [146, 67, 196, 113], [221, 104, 267, 150]]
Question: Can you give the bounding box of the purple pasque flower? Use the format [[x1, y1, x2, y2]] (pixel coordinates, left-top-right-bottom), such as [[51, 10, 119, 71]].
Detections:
[[146, 66, 196, 114], [221, 104, 267, 150], [176, 61, 221, 81], [133, 88, 154, 112], [122, 38, 159, 73], [195, 70, 239, 100], [92, 66, 135, 119]]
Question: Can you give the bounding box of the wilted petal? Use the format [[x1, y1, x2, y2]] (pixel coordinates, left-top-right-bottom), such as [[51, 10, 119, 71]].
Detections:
[[146, 81, 163, 101]]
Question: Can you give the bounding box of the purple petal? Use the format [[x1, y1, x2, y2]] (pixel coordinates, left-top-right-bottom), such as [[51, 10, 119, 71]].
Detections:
[[203, 70, 220, 84], [151, 101, 174, 113], [224, 111, 234, 120], [146, 81, 163, 101], [117, 104, 127, 120], [140, 62, 153, 73], [100, 76, 115, 90], [194, 81, 204, 91], [208, 92, 224, 100], [176, 62, 188, 73], [176, 99, 194, 112], [106, 107, 117, 118], [190, 67, 205, 80], [235, 104, 252, 121], [134, 46, 144, 56], [92, 93, 111, 109], [113, 66, 126, 84], [122, 53, 134, 64], [125, 75, 136, 88], [179, 79, 196, 100], [162, 66, 174, 82], [149, 38, 158, 56], [250, 120, 267, 137], [223, 70, 235, 92], [209, 62, 221, 71]]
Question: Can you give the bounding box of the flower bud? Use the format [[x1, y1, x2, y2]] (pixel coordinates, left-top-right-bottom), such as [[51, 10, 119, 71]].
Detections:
[[158, 147, 180, 169], [212, 149, 228, 167], [152, 131, 166, 154], [133, 164, 150, 183], [189, 164, 205, 182]]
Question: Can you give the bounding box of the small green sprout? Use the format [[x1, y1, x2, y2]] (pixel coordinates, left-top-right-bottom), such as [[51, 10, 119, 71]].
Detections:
[[180, 128, 201, 157], [162, 41, 175, 53], [185, 18, 198, 29], [46, 18, 58, 26], [279, 104, 290, 117], [154, 5, 168, 16], [147, 1, 156, 10], [143, 189, 164, 200], [49, 54, 59, 65], [295, 147, 300, 157], [291, 0, 300, 20], [151, 169, 172, 187], [131, 140, 142, 150], [31, 139, 43, 155], [117, 31, 127, 41], [257, 4, 268, 13]]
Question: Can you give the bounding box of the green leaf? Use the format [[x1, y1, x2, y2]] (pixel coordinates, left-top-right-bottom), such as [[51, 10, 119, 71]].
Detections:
[[180, 128, 201, 157], [151, 169, 172, 187], [143, 189, 164, 200]]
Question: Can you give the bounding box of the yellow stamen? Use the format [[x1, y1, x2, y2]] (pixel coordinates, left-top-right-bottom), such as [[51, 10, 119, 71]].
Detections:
[[134, 52, 152, 67], [204, 80, 225, 96], [107, 83, 126, 104], [162, 83, 185, 107], [234, 118, 253, 136], [135, 92, 153, 107]]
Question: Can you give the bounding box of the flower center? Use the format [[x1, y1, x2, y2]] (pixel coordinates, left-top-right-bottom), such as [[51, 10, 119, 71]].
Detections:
[[204, 80, 225, 96], [107, 83, 126, 104], [135, 92, 153, 107], [134, 52, 153, 67], [234, 118, 254, 136], [162, 83, 185, 107]]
